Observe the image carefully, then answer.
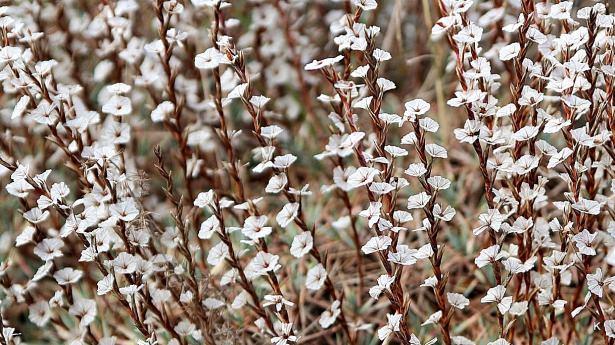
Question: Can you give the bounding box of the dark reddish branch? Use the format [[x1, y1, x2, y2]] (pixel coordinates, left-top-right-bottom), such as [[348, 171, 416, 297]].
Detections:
[[154, 0, 195, 203], [432, 0, 509, 335], [310, 26, 416, 345], [209, 5, 247, 204], [410, 118, 452, 345], [223, 41, 355, 343]]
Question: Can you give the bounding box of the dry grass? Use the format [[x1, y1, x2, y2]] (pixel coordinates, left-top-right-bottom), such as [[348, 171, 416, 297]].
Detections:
[[0, 0, 614, 345]]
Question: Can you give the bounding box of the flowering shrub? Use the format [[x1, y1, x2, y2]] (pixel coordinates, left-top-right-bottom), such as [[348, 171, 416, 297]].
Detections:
[[0, 0, 614, 344]]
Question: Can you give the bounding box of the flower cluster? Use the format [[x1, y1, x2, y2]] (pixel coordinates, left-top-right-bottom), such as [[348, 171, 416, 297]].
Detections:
[[0, 0, 613, 345]]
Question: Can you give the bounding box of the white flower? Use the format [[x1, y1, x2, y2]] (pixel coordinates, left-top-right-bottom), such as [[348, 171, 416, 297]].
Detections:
[[431, 15, 456, 38], [179, 290, 194, 303], [499, 43, 520, 61], [401, 132, 418, 145], [518, 86, 543, 106], [373, 48, 391, 61], [305, 55, 344, 71], [378, 313, 402, 341], [66, 110, 100, 133], [454, 119, 481, 144], [174, 320, 196, 337], [496, 104, 516, 118], [231, 291, 247, 309], [0, 45, 22, 69], [433, 204, 456, 222], [509, 301, 529, 316], [571, 198, 601, 215], [263, 294, 294, 312], [203, 297, 225, 310], [49, 182, 69, 203], [11, 95, 29, 119], [109, 199, 139, 222], [408, 192, 431, 209], [586, 268, 608, 297], [487, 339, 510, 345], [261, 125, 284, 139], [276, 203, 299, 228], [512, 126, 540, 142], [572, 229, 597, 256], [250, 95, 270, 108], [273, 154, 297, 169], [102, 95, 132, 116], [474, 209, 506, 235], [199, 215, 221, 239], [388, 245, 418, 266], [266, 174, 288, 194], [319, 301, 341, 328], [242, 215, 272, 240], [290, 232, 313, 258], [447, 90, 484, 107], [194, 190, 216, 208], [513, 155, 539, 175], [347, 167, 379, 188], [34, 238, 64, 261], [549, 1, 572, 20], [369, 182, 395, 195], [605, 320, 615, 339], [571, 292, 592, 318], [23, 207, 50, 224], [16, 226, 36, 247], [405, 163, 427, 177], [351, 65, 370, 78], [353, 0, 377, 11], [151, 101, 174, 122], [359, 202, 382, 227], [6, 179, 35, 198], [112, 252, 138, 274], [384, 145, 408, 157], [119, 284, 143, 298], [503, 257, 536, 274], [306, 264, 327, 290], [245, 252, 280, 279], [422, 310, 442, 326], [195, 47, 227, 69], [425, 143, 448, 159], [547, 148, 573, 168], [221, 81, 246, 99], [97, 274, 115, 295], [361, 236, 392, 254], [475, 245, 505, 268], [453, 23, 483, 44], [28, 100, 57, 125], [207, 242, 229, 266], [191, 0, 229, 8], [271, 322, 298, 345], [54, 268, 83, 285], [427, 176, 451, 190], [481, 285, 512, 314], [353, 97, 373, 110], [28, 301, 51, 327], [404, 99, 430, 119], [447, 293, 470, 309], [69, 298, 97, 329], [452, 336, 476, 345], [369, 274, 395, 299], [502, 216, 533, 234], [106, 83, 131, 94], [419, 117, 440, 132], [32, 261, 53, 282]]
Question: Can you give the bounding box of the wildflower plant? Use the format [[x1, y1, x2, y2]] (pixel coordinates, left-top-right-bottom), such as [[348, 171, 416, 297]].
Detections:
[[0, 0, 613, 345]]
